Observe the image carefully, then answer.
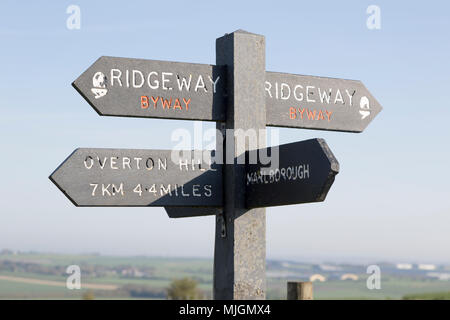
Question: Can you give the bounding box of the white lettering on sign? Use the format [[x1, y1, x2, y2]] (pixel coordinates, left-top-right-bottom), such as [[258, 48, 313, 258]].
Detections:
[[179, 159, 212, 171], [265, 79, 372, 124], [246, 164, 310, 186], [89, 183, 124, 196], [83, 155, 211, 172], [105, 69, 221, 93], [83, 154, 216, 200], [83, 156, 168, 171], [133, 183, 213, 198], [132, 70, 145, 88], [265, 81, 358, 107], [89, 183, 214, 198]]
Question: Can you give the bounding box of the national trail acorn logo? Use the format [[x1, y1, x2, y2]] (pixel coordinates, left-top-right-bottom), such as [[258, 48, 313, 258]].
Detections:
[[359, 96, 370, 120], [91, 71, 108, 99]]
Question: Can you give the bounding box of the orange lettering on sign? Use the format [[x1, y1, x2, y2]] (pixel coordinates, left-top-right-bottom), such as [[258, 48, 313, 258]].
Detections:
[[289, 107, 333, 122], [298, 108, 306, 119], [139, 96, 192, 112], [141, 96, 149, 109], [306, 109, 316, 120], [289, 107, 296, 119], [161, 98, 172, 109], [317, 110, 324, 120], [173, 98, 182, 110], [183, 98, 191, 111], [151, 96, 159, 109]]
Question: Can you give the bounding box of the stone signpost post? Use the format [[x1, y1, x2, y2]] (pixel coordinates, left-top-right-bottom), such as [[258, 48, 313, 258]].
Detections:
[[50, 29, 382, 300]]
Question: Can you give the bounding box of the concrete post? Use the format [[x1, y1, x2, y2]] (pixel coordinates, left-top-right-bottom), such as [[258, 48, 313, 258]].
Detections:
[[213, 30, 266, 300]]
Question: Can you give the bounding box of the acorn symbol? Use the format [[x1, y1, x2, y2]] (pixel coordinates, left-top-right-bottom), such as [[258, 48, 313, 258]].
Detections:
[[359, 96, 370, 120], [91, 72, 108, 99]]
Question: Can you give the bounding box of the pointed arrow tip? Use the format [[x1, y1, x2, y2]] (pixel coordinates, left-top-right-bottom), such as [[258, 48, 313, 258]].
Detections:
[[316, 138, 340, 174], [48, 169, 80, 208]]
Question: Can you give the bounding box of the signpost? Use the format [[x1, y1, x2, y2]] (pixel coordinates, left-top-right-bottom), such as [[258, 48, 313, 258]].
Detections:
[[50, 148, 222, 207], [213, 31, 267, 300], [265, 72, 382, 132], [246, 139, 339, 208], [73, 59, 381, 132], [51, 29, 382, 300], [73, 56, 226, 122]]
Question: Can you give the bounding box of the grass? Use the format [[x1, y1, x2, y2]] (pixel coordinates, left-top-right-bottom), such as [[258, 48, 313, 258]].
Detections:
[[403, 291, 450, 300], [1, 253, 449, 300], [268, 277, 450, 300], [0, 278, 85, 299]]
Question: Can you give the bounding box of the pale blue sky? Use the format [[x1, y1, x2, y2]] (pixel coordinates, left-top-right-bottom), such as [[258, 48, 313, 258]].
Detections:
[[0, 1, 449, 264]]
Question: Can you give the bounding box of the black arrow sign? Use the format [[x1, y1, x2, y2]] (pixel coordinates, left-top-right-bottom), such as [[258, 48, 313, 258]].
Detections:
[[165, 207, 222, 218], [246, 138, 339, 208]]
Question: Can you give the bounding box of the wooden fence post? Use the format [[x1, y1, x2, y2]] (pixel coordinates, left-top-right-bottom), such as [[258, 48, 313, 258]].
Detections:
[[287, 281, 313, 300]]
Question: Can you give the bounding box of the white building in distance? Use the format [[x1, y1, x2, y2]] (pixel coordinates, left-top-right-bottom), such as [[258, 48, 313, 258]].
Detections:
[[341, 273, 359, 281], [309, 274, 326, 282], [418, 264, 436, 271], [396, 263, 413, 270]]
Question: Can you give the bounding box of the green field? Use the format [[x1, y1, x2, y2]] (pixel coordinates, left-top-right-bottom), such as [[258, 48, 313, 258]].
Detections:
[[267, 277, 450, 300], [0, 252, 449, 300], [0, 277, 90, 300]]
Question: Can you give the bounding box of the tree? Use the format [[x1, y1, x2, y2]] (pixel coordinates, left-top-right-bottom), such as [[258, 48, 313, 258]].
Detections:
[[167, 277, 203, 300]]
